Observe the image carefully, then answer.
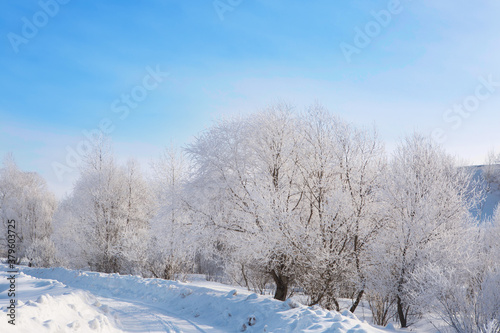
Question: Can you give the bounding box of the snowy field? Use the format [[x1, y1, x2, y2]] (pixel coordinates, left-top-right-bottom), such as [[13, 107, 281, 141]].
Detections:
[[0, 263, 402, 333]]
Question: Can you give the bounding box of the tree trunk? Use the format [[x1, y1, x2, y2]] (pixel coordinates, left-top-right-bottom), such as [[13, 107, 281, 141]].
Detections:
[[241, 264, 250, 291], [350, 289, 364, 313], [325, 295, 340, 312], [271, 271, 289, 301], [397, 296, 408, 328]]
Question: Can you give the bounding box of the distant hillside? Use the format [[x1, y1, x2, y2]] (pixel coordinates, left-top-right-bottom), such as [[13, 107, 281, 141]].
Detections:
[[468, 165, 500, 221]]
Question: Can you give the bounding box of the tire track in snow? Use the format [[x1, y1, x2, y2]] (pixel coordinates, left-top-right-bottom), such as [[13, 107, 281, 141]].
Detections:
[[99, 297, 211, 333]]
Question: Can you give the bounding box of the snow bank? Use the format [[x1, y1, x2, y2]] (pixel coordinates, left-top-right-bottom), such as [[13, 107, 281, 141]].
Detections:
[[0, 292, 122, 333], [19, 266, 390, 332], [0, 268, 121, 333]]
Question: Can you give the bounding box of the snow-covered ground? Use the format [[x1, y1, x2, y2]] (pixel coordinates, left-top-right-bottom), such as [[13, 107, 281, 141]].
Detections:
[[0, 263, 402, 332], [0, 265, 121, 332]]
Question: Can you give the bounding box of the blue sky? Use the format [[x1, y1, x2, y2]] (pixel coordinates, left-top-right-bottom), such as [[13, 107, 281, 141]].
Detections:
[[1, 0, 500, 197]]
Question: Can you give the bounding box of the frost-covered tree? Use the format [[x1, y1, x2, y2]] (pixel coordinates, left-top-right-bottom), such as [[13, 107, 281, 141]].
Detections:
[[371, 134, 480, 327], [0, 154, 57, 266], [52, 197, 87, 269], [147, 146, 195, 279], [294, 105, 385, 311], [24, 237, 57, 268], [58, 139, 155, 273], [187, 104, 306, 300], [410, 206, 500, 333], [119, 159, 156, 274]]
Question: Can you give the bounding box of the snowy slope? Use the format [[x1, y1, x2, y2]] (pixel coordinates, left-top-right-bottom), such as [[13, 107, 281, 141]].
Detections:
[[468, 165, 500, 221], [0, 264, 397, 333]]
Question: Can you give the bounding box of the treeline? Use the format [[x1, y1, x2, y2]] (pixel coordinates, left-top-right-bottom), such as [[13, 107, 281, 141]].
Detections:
[[1, 103, 499, 332]]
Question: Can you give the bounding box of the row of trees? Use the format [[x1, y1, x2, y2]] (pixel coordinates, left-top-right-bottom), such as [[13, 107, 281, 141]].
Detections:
[[1, 104, 499, 331]]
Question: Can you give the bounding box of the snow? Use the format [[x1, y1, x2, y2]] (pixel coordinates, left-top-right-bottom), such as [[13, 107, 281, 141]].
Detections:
[[483, 183, 500, 219], [0, 268, 121, 332], [469, 165, 500, 220], [0, 264, 398, 332]]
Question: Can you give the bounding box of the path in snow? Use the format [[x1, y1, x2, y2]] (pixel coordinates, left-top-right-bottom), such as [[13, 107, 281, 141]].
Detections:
[[0, 264, 218, 332], [101, 297, 217, 332]]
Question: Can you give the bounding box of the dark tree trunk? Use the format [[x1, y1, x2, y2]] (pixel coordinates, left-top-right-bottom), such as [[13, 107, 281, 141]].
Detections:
[[397, 296, 408, 328], [271, 271, 289, 301], [241, 264, 250, 291], [350, 289, 364, 313], [326, 295, 340, 312]]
